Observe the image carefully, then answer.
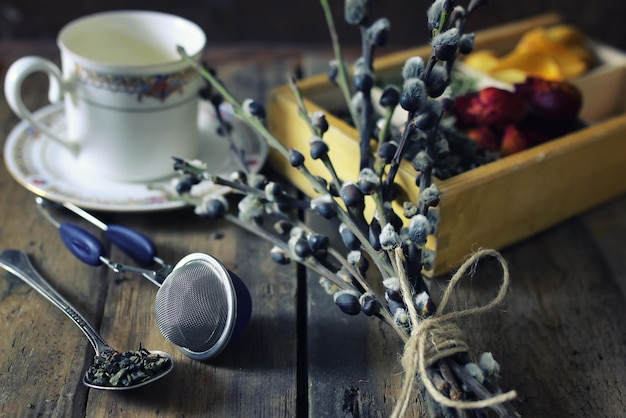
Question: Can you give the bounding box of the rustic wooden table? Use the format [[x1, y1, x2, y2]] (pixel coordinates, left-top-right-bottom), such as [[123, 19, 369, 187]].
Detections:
[[1, 42, 625, 418]]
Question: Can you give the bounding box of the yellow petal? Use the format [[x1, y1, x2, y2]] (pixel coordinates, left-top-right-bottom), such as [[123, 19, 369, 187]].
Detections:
[[545, 25, 587, 48], [464, 24, 593, 82], [492, 51, 564, 81], [464, 50, 500, 73], [489, 69, 527, 84], [513, 27, 552, 54], [552, 50, 588, 79]]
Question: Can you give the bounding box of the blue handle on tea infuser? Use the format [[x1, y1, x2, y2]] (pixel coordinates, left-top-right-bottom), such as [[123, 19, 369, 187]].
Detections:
[[58, 223, 158, 267], [59, 223, 106, 267], [104, 225, 157, 266], [36, 197, 163, 269]]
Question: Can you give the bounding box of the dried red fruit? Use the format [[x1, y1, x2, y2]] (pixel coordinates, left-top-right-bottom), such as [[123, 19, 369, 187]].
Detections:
[[453, 75, 583, 158], [465, 126, 501, 151], [514, 76, 582, 124], [453, 87, 527, 129], [500, 125, 530, 156]]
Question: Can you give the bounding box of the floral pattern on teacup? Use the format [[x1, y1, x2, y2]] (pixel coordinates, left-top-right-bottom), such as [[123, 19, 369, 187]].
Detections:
[[74, 65, 198, 102]]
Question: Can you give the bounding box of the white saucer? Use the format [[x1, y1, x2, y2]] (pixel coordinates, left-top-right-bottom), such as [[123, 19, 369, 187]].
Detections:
[[3, 101, 267, 212]]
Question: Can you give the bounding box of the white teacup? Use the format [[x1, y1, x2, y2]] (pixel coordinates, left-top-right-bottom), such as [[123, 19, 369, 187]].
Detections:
[[4, 10, 206, 182]]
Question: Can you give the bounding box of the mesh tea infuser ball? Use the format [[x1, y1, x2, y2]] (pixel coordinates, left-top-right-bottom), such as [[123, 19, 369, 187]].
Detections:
[[154, 252, 252, 360]]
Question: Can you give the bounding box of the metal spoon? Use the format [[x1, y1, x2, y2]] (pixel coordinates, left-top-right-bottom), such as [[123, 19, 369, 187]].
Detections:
[[0, 249, 174, 390]]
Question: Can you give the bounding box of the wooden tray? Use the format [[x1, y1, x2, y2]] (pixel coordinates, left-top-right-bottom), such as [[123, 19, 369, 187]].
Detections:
[[267, 13, 626, 276]]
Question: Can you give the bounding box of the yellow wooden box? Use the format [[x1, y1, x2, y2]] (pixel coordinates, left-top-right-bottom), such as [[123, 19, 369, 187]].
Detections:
[[266, 14, 626, 276]]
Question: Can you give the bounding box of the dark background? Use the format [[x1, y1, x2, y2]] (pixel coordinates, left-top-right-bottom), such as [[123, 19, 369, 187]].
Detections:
[[1, 0, 625, 51]]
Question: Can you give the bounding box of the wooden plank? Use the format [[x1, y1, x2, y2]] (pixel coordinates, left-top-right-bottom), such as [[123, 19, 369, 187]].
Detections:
[[579, 194, 626, 296], [476, 218, 626, 417]]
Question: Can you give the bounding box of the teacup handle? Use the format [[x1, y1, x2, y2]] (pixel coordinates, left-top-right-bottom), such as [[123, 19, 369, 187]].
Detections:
[[4, 56, 79, 155]]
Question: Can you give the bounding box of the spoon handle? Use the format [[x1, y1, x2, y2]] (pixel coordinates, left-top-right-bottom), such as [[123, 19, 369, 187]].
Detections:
[[0, 249, 111, 355]]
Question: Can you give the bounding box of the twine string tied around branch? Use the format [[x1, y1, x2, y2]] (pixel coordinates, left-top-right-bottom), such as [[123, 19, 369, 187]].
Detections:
[[391, 248, 518, 417]]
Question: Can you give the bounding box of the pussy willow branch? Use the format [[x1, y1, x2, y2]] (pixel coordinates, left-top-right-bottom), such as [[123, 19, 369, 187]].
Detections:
[[358, 83, 375, 171], [177, 0, 519, 412], [382, 112, 416, 199], [321, 0, 378, 171], [320, 0, 361, 130], [284, 79, 398, 279], [375, 105, 396, 159], [179, 47, 397, 280], [225, 213, 355, 293], [178, 165, 407, 340], [210, 172, 311, 210], [288, 76, 320, 136], [180, 49, 339, 207], [288, 77, 343, 192]]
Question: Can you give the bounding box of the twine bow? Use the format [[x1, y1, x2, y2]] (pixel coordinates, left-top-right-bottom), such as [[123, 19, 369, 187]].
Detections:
[[391, 248, 518, 417]]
